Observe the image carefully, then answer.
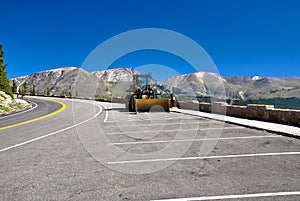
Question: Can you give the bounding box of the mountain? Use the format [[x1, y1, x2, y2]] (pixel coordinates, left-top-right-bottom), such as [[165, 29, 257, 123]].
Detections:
[[163, 72, 226, 98], [12, 67, 100, 98], [222, 76, 300, 100], [163, 72, 300, 108], [11, 67, 155, 100], [92, 67, 137, 83], [11, 67, 300, 108], [164, 73, 300, 99]]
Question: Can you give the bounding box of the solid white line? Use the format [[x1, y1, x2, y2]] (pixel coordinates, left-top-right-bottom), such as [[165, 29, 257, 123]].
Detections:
[[108, 151, 300, 164], [104, 116, 205, 124], [0, 104, 102, 153], [97, 103, 110, 123], [109, 135, 282, 145], [151, 191, 300, 201], [105, 121, 212, 128], [0, 101, 38, 120], [106, 127, 243, 135], [104, 109, 108, 123]]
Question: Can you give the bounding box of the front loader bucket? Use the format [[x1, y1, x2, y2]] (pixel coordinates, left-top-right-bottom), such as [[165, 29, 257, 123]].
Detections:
[[136, 98, 170, 112]]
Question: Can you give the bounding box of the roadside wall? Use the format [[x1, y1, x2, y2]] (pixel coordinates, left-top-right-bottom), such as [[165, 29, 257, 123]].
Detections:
[[178, 100, 300, 126]]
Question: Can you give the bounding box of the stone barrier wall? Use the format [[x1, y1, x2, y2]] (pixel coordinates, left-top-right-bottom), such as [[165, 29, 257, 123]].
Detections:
[[178, 101, 300, 126]]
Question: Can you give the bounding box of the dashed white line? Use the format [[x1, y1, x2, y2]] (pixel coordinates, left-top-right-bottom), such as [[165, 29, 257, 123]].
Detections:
[[108, 151, 300, 164], [109, 135, 282, 145], [0, 103, 102, 153], [151, 191, 300, 201]]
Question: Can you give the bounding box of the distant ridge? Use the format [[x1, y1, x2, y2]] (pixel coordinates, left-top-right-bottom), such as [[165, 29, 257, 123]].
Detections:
[[11, 67, 300, 108]]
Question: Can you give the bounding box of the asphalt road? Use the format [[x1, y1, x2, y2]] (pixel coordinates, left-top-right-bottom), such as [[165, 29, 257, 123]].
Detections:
[[0, 97, 299, 201], [0, 97, 61, 128]]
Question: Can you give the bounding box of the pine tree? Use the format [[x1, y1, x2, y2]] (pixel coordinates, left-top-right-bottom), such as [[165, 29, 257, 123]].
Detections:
[[68, 85, 72, 97], [46, 87, 50, 96], [12, 79, 17, 93], [30, 85, 36, 95], [32, 85, 36, 95], [0, 44, 12, 97], [22, 81, 28, 95]]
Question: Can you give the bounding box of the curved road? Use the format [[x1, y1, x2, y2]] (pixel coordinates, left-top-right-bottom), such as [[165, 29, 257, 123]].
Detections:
[[0, 97, 299, 200], [0, 98, 62, 128]]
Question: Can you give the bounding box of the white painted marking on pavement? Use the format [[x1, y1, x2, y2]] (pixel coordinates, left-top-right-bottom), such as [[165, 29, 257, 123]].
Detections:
[[108, 151, 300, 164], [105, 121, 213, 128], [106, 126, 243, 135], [104, 115, 204, 123], [0, 101, 38, 120], [109, 135, 282, 145], [104, 109, 108, 123], [0, 104, 102, 153], [151, 191, 300, 201]]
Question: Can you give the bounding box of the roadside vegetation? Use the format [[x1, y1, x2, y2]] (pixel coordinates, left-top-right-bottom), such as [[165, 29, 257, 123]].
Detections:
[[0, 44, 12, 97], [0, 91, 29, 114], [0, 44, 29, 115]]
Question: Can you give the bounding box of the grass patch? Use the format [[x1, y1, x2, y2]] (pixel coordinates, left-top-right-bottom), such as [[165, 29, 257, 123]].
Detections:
[[0, 105, 10, 112], [10, 102, 24, 109]]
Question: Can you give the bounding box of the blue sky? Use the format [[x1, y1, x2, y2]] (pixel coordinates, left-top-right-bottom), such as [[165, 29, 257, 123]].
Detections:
[[1, 0, 300, 82]]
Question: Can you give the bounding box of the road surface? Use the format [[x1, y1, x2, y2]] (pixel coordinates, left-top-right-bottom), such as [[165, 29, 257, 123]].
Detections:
[[0, 97, 299, 200]]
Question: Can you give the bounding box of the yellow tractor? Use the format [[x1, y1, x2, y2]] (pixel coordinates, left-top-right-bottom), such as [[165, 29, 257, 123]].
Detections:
[[125, 74, 170, 113]]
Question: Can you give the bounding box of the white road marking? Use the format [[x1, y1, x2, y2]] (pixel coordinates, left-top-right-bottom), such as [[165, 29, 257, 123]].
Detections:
[[104, 109, 109, 123], [97, 102, 111, 123], [151, 191, 300, 201], [109, 135, 282, 145], [106, 126, 243, 135], [108, 151, 300, 164], [105, 121, 213, 128], [104, 116, 204, 123], [0, 104, 102, 153], [0, 101, 38, 120]]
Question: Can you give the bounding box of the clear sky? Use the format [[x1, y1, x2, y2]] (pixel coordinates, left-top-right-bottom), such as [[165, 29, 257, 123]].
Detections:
[[1, 0, 300, 81]]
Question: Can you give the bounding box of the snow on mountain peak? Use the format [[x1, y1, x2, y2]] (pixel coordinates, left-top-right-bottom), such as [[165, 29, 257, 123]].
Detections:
[[251, 76, 262, 81]]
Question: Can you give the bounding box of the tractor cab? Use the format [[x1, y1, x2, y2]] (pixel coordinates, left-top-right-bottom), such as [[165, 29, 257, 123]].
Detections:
[[125, 73, 170, 112]]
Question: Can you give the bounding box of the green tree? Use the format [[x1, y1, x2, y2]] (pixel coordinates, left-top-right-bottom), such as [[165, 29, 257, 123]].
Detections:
[[30, 85, 33, 95], [22, 81, 28, 95], [33, 85, 36, 95], [0, 44, 12, 97], [12, 79, 17, 93], [30, 85, 36, 95], [46, 87, 50, 96], [68, 85, 72, 97], [59, 91, 64, 98]]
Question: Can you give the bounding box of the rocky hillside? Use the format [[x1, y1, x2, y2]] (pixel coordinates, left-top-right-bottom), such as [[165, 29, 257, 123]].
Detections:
[[92, 67, 138, 83], [163, 72, 227, 98], [163, 72, 300, 101], [11, 67, 148, 99], [12, 67, 100, 98], [11, 67, 300, 107]]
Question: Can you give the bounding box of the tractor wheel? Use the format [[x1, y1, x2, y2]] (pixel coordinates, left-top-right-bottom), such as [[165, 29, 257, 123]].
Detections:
[[129, 95, 136, 112]]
